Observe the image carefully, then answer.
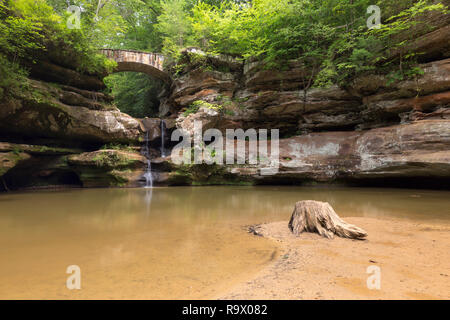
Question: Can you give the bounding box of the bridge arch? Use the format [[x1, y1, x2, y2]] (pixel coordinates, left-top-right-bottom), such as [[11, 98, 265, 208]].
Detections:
[[100, 49, 171, 84]]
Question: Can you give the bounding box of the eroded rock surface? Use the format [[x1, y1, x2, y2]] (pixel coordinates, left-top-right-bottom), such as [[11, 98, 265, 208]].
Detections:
[[67, 149, 147, 188], [0, 80, 142, 145], [0, 59, 144, 191], [155, 20, 450, 188], [1, 15, 449, 190]]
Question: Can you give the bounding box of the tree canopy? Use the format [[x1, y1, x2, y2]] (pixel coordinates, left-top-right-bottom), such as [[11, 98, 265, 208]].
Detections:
[[1, 0, 448, 117]]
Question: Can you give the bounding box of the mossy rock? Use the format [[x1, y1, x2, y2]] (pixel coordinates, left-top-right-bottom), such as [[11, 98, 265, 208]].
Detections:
[[0, 142, 82, 156], [68, 150, 146, 169], [0, 152, 31, 177], [74, 168, 131, 187], [170, 163, 255, 186], [68, 149, 146, 188]]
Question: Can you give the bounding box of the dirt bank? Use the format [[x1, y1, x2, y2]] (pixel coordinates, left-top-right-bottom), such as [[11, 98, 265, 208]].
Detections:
[[219, 217, 450, 300]]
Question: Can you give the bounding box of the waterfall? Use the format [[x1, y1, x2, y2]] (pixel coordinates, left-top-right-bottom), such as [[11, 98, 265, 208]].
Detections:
[[160, 120, 166, 157], [144, 159, 153, 188], [142, 131, 153, 188]]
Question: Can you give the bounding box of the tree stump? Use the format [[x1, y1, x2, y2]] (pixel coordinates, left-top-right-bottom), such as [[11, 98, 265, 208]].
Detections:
[[288, 200, 367, 240]]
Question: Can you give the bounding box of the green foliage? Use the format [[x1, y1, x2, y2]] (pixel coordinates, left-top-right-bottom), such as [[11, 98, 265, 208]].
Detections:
[[12, 146, 24, 156], [0, 0, 47, 60], [2, 0, 448, 112], [186, 0, 448, 86], [156, 0, 192, 59], [183, 101, 201, 116], [104, 72, 162, 118], [183, 100, 222, 116], [368, 0, 448, 83], [5, 0, 114, 73], [0, 54, 28, 100], [173, 63, 187, 76], [43, 0, 167, 117], [0, 0, 118, 100]]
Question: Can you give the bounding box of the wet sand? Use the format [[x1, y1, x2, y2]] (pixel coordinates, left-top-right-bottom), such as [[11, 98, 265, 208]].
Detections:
[[220, 217, 450, 300]]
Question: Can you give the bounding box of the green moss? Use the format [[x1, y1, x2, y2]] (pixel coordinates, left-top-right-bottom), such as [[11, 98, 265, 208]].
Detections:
[[173, 51, 234, 77], [12, 146, 23, 156], [92, 151, 137, 168], [201, 65, 214, 72], [100, 143, 135, 152], [187, 52, 208, 66], [46, 82, 62, 90], [216, 65, 231, 73], [30, 145, 80, 155], [183, 105, 199, 116], [172, 163, 255, 186], [173, 63, 187, 77], [183, 100, 222, 116], [108, 170, 130, 187], [74, 167, 131, 188], [0, 151, 30, 176], [191, 179, 254, 186], [8, 83, 73, 135], [223, 109, 235, 116], [234, 97, 249, 103]]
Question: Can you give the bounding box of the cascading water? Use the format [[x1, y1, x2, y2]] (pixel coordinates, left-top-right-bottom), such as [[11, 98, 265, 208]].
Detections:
[[144, 159, 153, 188], [142, 131, 153, 188], [160, 120, 166, 157]]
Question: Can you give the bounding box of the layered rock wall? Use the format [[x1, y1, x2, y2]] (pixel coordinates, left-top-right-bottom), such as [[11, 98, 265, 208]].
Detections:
[[156, 20, 450, 188], [1, 11, 449, 190], [0, 55, 146, 190]]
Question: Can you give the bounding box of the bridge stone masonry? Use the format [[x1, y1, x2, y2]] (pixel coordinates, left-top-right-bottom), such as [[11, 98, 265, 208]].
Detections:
[[100, 49, 171, 84]]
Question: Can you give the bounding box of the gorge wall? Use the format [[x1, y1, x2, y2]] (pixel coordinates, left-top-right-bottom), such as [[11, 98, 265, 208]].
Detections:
[[153, 16, 450, 188], [0, 11, 449, 191], [0, 56, 149, 190]]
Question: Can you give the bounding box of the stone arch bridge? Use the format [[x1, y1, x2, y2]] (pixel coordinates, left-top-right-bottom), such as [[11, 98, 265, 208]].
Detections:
[[100, 49, 170, 84]]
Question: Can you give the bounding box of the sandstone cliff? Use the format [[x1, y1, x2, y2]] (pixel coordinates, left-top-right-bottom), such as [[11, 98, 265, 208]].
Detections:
[[1, 11, 449, 191], [154, 20, 450, 189], [0, 57, 147, 190]]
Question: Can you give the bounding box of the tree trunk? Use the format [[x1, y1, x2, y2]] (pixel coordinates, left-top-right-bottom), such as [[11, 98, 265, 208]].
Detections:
[[288, 200, 367, 240]]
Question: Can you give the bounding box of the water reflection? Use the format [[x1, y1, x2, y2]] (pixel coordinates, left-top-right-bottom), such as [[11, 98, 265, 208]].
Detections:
[[0, 186, 449, 299], [144, 187, 153, 218]]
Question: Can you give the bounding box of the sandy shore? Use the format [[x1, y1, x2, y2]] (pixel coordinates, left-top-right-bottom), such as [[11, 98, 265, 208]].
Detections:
[[219, 217, 450, 300]]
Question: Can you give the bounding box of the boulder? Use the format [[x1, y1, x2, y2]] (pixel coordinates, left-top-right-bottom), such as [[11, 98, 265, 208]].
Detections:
[[68, 149, 147, 187], [140, 118, 162, 142]]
